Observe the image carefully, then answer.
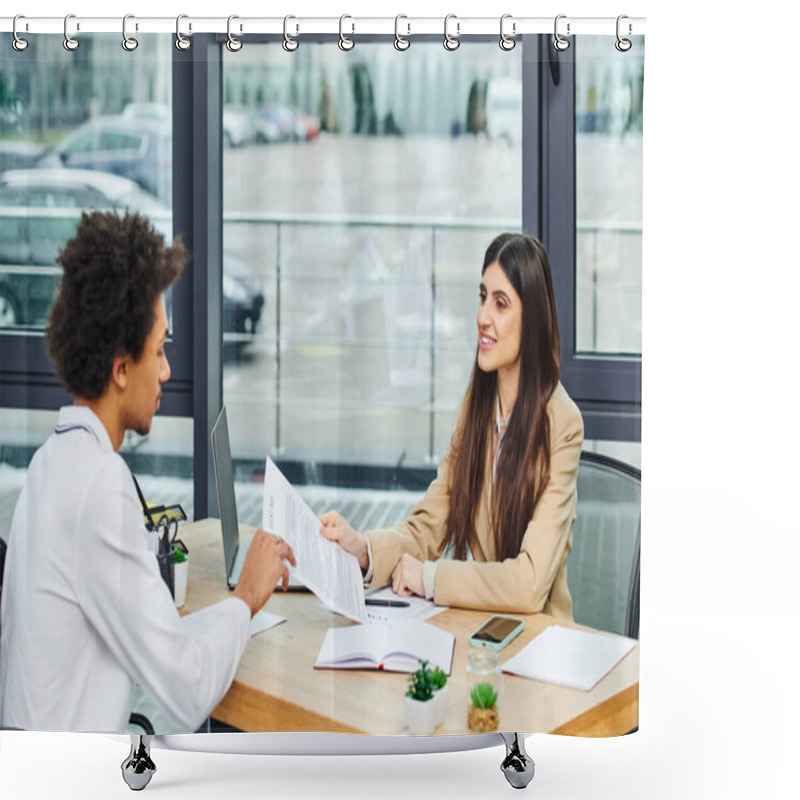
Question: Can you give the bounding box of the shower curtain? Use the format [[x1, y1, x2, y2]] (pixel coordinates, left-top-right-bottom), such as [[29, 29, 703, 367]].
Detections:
[[0, 13, 643, 748]]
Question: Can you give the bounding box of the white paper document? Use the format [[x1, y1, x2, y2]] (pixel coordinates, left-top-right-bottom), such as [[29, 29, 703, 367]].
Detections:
[[249, 610, 285, 638], [262, 458, 366, 623], [315, 619, 455, 674], [501, 625, 636, 691], [364, 586, 447, 624]]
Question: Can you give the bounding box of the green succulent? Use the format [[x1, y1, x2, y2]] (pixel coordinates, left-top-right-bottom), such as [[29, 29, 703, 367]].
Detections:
[[172, 546, 188, 564], [430, 666, 448, 690], [406, 660, 434, 702], [470, 681, 498, 709]]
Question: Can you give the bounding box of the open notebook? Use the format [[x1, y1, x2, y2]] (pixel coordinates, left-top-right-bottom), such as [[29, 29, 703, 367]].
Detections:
[[315, 619, 455, 674]]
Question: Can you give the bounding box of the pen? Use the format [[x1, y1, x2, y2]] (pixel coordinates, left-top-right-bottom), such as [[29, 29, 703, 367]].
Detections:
[[365, 598, 411, 608]]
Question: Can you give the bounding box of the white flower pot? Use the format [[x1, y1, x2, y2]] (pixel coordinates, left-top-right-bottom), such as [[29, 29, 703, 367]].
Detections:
[[173, 559, 188, 608], [406, 695, 437, 736], [433, 684, 449, 726]]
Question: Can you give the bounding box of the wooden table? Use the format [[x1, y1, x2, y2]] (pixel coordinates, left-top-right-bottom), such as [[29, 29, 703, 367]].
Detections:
[[181, 519, 639, 737]]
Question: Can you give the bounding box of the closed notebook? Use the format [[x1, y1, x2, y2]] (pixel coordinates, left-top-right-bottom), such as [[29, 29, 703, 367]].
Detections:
[[315, 619, 455, 674], [501, 624, 636, 691]]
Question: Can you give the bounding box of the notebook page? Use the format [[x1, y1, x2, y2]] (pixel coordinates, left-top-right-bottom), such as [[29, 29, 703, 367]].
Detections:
[[501, 625, 636, 691]]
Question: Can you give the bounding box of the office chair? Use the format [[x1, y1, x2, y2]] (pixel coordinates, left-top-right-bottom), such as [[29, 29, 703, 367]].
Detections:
[[0, 536, 6, 611], [0, 533, 155, 738], [568, 452, 641, 639]]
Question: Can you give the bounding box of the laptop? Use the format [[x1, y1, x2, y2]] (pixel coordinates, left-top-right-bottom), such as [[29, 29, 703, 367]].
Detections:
[[211, 406, 305, 590]]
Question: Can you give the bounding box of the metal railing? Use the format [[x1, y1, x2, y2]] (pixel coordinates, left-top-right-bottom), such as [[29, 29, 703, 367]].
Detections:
[[223, 212, 519, 460], [0, 207, 641, 462], [221, 212, 642, 460]]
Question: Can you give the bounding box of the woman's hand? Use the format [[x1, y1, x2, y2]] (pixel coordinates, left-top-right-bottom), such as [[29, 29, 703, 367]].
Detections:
[[391, 553, 425, 598], [319, 511, 369, 572]]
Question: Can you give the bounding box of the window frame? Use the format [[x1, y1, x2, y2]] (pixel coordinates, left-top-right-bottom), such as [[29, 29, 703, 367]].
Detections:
[[0, 40, 194, 417], [526, 37, 642, 443]]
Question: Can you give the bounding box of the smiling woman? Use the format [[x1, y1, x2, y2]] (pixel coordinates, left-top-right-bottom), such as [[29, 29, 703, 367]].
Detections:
[[477, 262, 523, 382], [321, 233, 584, 618]]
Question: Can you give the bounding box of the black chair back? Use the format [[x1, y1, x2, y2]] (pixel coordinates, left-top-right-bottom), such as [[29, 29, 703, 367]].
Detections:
[[0, 536, 6, 624]]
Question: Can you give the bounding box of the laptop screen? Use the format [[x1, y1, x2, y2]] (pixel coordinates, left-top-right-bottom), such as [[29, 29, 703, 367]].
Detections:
[[211, 406, 239, 581]]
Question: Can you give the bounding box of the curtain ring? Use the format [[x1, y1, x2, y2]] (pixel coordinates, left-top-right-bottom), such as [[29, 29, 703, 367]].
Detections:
[[394, 15, 410, 51], [553, 14, 570, 51], [226, 15, 243, 52], [12, 15, 29, 52], [499, 14, 515, 51], [63, 13, 79, 51], [615, 15, 632, 52], [339, 14, 354, 51], [122, 14, 138, 52], [175, 13, 191, 51], [283, 15, 299, 52], [443, 14, 460, 51]]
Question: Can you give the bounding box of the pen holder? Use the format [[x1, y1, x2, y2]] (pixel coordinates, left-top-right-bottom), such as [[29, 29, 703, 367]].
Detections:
[[157, 547, 175, 599], [173, 549, 189, 608]]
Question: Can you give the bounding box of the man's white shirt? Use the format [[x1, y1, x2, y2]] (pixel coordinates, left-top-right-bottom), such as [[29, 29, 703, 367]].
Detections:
[[0, 405, 251, 733]]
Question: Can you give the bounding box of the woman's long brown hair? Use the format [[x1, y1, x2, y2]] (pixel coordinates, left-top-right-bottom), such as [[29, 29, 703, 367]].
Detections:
[[444, 233, 560, 561]]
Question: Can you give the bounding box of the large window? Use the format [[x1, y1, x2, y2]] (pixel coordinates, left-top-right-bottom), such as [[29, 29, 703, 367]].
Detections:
[[575, 36, 644, 356], [2, 32, 644, 521], [222, 42, 522, 489], [0, 36, 194, 536]]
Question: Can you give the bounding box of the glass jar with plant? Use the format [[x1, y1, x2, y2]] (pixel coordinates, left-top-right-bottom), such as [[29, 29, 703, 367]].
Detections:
[[466, 646, 502, 732], [468, 682, 499, 732]]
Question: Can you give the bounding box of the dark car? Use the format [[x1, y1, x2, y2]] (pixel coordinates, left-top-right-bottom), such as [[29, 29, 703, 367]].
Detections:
[[0, 169, 264, 344], [37, 115, 172, 205], [222, 252, 265, 342]]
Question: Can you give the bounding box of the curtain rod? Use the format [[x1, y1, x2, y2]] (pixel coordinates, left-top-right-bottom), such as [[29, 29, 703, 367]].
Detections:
[[1, 15, 646, 38]]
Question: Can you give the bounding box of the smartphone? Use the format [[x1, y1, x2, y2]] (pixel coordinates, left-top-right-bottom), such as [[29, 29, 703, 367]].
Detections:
[[469, 615, 524, 650]]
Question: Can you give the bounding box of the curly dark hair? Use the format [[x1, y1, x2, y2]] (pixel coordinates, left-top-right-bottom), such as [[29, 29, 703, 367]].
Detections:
[[46, 211, 185, 400]]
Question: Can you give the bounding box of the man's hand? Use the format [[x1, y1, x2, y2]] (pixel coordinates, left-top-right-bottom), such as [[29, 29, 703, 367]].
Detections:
[[233, 529, 296, 618], [390, 553, 425, 598], [319, 511, 369, 572]]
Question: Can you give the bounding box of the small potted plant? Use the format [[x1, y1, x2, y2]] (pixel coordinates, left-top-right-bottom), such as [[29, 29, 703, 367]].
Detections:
[[172, 545, 189, 608], [430, 665, 449, 726], [468, 681, 499, 732], [406, 660, 437, 735]]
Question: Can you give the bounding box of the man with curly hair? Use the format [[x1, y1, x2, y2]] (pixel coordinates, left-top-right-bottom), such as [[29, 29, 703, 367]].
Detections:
[[0, 212, 295, 733]]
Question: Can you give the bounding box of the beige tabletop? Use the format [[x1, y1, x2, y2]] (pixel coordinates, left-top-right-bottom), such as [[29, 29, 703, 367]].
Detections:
[[180, 519, 639, 737]]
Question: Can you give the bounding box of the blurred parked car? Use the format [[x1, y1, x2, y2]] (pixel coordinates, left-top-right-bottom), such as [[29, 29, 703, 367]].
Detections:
[[223, 105, 281, 147], [222, 252, 265, 341], [0, 169, 264, 344], [256, 104, 304, 142], [125, 102, 283, 149], [0, 141, 47, 172], [37, 115, 172, 204], [121, 102, 171, 125], [293, 110, 321, 141]]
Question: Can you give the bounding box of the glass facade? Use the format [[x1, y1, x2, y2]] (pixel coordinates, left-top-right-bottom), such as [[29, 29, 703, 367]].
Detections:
[[0, 36, 190, 539], [575, 35, 644, 356], [1, 32, 643, 532], [222, 42, 523, 479]]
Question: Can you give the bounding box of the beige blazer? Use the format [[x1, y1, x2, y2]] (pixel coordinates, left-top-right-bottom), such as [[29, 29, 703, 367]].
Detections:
[[366, 382, 583, 620]]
